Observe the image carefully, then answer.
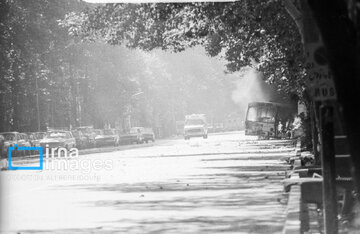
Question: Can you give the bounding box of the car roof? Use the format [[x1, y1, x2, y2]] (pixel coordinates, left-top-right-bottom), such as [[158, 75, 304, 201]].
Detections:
[[48, 130, 69, 133], [0, 132, 19, 134]]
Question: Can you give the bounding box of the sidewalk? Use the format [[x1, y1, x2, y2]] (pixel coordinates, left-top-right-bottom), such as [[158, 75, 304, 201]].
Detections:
[[281, 140, 359, 233]]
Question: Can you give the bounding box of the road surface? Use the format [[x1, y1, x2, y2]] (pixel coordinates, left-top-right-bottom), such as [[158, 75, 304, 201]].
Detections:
[[1, 131, 295, 233]]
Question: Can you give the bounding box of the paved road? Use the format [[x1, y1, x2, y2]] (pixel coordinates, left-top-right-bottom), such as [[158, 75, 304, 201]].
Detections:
[[0, 131, 295, 233]]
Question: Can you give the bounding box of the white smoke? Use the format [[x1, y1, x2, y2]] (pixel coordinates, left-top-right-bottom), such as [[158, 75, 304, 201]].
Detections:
[[231, 67, 274, 114]]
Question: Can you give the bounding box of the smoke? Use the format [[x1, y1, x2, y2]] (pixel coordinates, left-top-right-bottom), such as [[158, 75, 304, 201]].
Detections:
[[231, 67, 276, 113]]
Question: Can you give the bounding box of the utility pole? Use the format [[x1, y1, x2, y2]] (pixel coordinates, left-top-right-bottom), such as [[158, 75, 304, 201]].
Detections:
[[320, 105, 338, 234]]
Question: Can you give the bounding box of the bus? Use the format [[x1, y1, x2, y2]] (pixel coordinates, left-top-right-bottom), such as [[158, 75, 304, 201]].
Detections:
[[245, 102, 295, 139]]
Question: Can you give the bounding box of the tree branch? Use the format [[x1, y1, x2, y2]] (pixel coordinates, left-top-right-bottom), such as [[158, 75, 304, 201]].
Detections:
[[283, 0, 304, 41]]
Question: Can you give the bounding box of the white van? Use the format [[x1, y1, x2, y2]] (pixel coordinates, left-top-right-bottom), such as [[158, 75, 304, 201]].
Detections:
[[184, 114, 208, 140]]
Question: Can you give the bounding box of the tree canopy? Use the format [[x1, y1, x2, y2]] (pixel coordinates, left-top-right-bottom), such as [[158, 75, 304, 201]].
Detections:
[[62, 0, 306, 101], [1, 0, 242, 136]]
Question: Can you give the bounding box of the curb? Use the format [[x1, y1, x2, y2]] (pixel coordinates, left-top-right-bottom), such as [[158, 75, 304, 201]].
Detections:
[[282, 138, 302, 234], [282, 183, 301, 234]]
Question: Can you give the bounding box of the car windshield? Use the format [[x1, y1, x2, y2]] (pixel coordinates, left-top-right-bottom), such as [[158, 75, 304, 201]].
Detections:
[[46, 132, 66, 138], [103, 130, 114, 135], [185, 119, 204, 125], [130, 128, 141, 134], [94, 130, 103, 135], [1, 133, 16, 141], [36, 133, 46, 139]]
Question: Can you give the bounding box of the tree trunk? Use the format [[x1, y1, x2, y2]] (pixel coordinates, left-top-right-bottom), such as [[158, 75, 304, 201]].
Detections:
[[308, 0, 360, 197]]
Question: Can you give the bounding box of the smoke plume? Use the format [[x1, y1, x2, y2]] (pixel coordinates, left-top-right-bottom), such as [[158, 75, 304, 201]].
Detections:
[[231, 67, 277, 114]]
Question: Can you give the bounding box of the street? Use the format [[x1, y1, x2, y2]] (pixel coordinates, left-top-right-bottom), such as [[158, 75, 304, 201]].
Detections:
[[1, 131, 295, 233], [2, 1, 360, 233]]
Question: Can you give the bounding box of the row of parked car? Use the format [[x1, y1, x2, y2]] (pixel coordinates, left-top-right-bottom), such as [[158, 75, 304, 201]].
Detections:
[[0, 126, 155, 158]]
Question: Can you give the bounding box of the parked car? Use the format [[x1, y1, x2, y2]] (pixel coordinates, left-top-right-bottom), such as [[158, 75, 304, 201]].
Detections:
[[71, 130, 90, 149], [76, 126, 96, 148], [0, 135, 4, 158], [0, 132, 18, 157], [94, 129, 119, 147], [40, 130, 76, 152], [0, 132, 32, 157], [139, 127, 155, 143], [119, 127, 144, 144], [28, 132, 46, 147], [20, 133, 32, 155]]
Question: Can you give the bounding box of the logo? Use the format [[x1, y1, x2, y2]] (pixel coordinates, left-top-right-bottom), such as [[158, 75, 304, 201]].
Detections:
[[8, 145, 43, 170]]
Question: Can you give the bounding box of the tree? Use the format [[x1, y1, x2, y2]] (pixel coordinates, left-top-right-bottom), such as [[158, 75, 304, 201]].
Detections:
[[62, 0, 360, 199], [0, 0, 86, 131], [62, 1, 305, 103]]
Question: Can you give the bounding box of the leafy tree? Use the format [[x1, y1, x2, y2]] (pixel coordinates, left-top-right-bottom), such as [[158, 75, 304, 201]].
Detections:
[[0, 0, 85, 131], [62, 1, 305, 103]]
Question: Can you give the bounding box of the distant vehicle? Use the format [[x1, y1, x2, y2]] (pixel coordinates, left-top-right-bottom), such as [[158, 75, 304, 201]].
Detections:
[[27, 132, 46, 155], [132, 127, 155, 143], [94, 129, 119, 147], [184, 114, 208, 140], [0, 132, 19, 157], [28, 132, 46, 147], [142, 128, 155, 143], [71, 130, 90, 149], [119, 127, 145, 144], [245, 102, 295, 139], [76, 126, 96, 147], [0, 132, 32, 157], [0, 135, 4, 158], [93, 129, 103, 137], [40, 130, 76, 151]]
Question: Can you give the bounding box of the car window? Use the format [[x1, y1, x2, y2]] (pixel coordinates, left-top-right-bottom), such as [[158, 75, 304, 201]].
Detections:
[[94, 130, 103, 135], [47, 132, 66, 138], [37, 133, 46, 139], [130, 128, 139, 134], [185, 119, 204, 125], [103, 129, 114, 135], [1, 133, 16, 141]]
